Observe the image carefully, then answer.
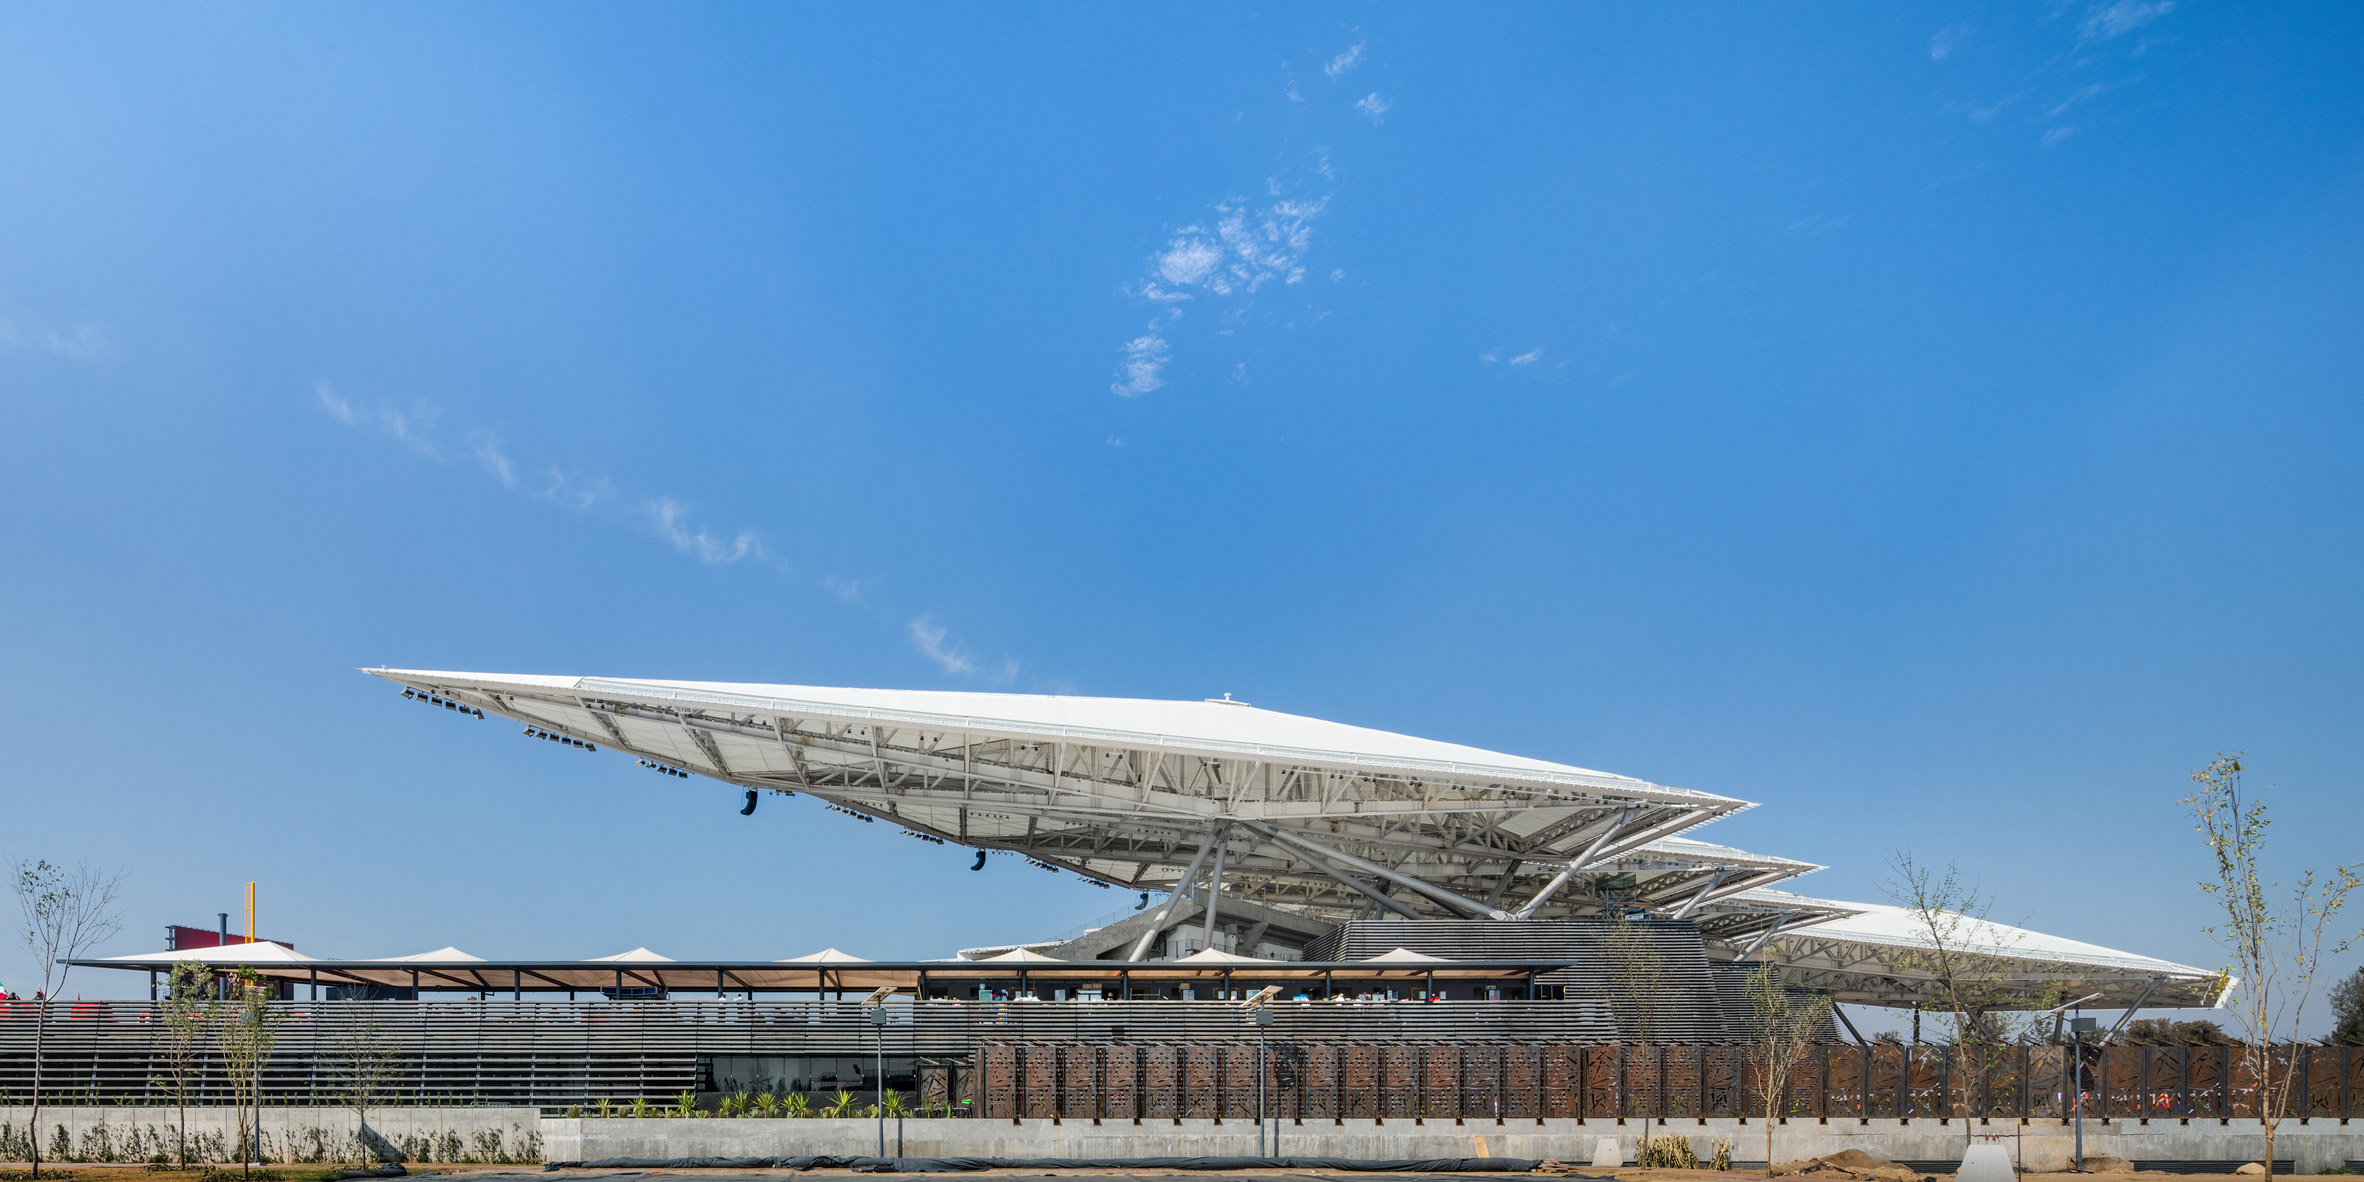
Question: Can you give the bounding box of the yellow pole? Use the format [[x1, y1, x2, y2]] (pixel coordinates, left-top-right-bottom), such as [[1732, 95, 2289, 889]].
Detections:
[[245, 883, 255, 942]]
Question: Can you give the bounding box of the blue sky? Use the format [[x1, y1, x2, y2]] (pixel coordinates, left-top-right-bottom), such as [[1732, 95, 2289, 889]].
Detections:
[[3, 4, 2359, 1030]]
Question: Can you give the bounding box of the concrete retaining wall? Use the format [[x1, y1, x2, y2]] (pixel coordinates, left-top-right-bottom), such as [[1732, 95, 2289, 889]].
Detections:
[[544, 1115, 2364, 1172], [0, 1105, 543, 1164]]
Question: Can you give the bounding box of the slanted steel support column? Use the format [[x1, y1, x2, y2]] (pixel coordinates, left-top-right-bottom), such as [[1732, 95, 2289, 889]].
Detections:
[[1738, 915, 1789, 960], [1200, 830, 1232, 947], [1513, 806, 1639, 919], [1127, 827, 1221, 962], [1668, 870, 1730, 920], [1242, 820, 1508, 920], [1265, 831, 1424, 920], [2102, 977, 2164, 1044]]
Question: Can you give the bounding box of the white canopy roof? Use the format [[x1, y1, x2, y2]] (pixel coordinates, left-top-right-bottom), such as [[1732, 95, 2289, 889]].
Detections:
[[384, 946, 485, 962], [1725, 891, 2226, 1009], [777, 948, 870, 963], [1173, 947, 1273, 964], [976, 948, 1066, 963], [1363, 947, 1452, 963], [103, 942, 315, 965], [588, 947, 674, 963], [364, 668, 2218, 1010], [365, 668, 1759, 926]]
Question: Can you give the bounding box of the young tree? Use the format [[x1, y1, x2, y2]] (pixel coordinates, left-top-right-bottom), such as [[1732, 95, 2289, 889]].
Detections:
[[1602, 917, 1669, 1154], [1883, 851, 2065, 1152], [2185, 753, 2357, 1173], [2328, 967, 2364, 1046], [219, 967, 284, 1176], [10, 858, 126, 1180], [327, 1016, 399, 1166], [1743, 962, 1832, 1169], [157, 961, 218, 1168]]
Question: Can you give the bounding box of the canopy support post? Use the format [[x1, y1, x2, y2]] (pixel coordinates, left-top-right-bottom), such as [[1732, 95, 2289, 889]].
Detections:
[[1513, 806, 1639, 919], [1200, 830, 1232, 948], [1128, 827, 1223, 963]]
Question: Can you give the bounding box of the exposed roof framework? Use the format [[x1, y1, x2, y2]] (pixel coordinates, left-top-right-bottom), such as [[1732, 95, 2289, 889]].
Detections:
[[368, 669, 1778, 926], [364, 669, 2221, 1009]]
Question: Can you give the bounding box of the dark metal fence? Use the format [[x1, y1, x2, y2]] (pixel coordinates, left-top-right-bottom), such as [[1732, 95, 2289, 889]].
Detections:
[[0, 997, 1603, 1108], [971, 1041, 2364, 1122], [5, 999, 2356, 1119]]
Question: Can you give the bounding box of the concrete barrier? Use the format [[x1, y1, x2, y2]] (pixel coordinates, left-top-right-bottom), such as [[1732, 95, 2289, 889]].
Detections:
[[13, 1108, 2360, 1171], [543, 1115, 2364, 1170], [0, 1105, 543, 1164]]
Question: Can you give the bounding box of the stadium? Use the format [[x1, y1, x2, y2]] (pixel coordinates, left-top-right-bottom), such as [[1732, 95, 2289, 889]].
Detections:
[[29, 668, 2228, 1119]]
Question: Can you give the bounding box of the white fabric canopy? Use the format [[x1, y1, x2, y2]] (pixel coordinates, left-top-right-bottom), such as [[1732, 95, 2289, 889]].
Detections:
[[777, 948, 870, 963], [1173, 948, 1273, 964], [589, 947, 674, 962], [384, 946, 484, 962], [977, 948, 1065, 963], [102, 942, 315, 965], [1362, 947, 1451, 963]]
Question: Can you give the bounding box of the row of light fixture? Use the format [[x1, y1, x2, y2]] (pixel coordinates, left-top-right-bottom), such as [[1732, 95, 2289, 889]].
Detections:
[[824, 803, 875, 823], [523, 727, 596, 752], [404, 688, 484, 719], [899, 829, 946, 845], [1023, 857, 1062, 874], [636, 759, 688, 778]]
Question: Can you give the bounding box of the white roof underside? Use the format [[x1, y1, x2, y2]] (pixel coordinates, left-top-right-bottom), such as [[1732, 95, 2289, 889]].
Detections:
[[365, 668, 2219, 1008], [1723, 891, 2225, 1009]]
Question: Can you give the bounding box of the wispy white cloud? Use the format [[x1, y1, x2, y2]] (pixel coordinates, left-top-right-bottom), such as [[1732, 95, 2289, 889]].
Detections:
[[318, 380, 761, 565], [1355, 93, 1392, 125], [0, 317, 106, 359], [2080, 0, 2174, 44], [316, 381, 440, 458], [1786, 212, 1850, 237], [908, 615, 978, 676], [2041, 125, 2078, 147], [1508, 347, 1544, 366], [1137, 195, 1332, 302], [1323, 41, 1365, 79], [1112, 331, 1171, 397], [2042, 81, 2119, 120], [650, 497, 761, 564], [1929, 23, 1972, 60], [1114, 175, 1332, 397]]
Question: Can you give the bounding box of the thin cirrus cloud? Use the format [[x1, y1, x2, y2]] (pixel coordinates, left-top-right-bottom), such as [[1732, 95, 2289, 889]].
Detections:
[[1111, 185, 1331, 397], [1479, 346, 1545, 366], [2079, 0, 2174, 44], [314, 380, 760, 566], [906, 615, 1019, 682], [1107, 36, 1376, 399], [0, 316, 107, 359], [1323, 41, 1363, 79], [318, 381, 1032, 687]]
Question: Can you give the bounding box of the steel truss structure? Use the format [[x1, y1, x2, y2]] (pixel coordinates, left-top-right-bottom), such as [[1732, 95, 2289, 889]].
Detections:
[[364, 669, 2222, 1010]]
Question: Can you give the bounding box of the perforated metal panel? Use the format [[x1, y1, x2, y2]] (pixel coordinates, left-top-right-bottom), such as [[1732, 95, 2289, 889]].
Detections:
[[1382, 1043, 1421, 1118], [1103, 1043, 1139, 1119], [1144, 1044, 1180, 1119], [1182, 1044, 1222, 1119]]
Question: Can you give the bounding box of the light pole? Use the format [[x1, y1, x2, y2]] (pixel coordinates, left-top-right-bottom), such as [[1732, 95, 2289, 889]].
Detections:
[[1253, 1006, 1274, 1157], [2068, 1016, 2100, 1172], [863, 986, 896, 1160]]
